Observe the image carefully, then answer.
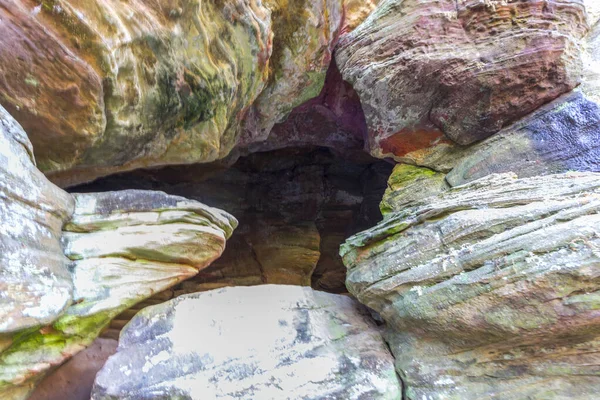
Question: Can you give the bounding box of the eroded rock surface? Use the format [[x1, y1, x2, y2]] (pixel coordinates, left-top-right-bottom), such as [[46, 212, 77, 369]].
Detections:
[[342, 172, 600, 399], [0, 189, 236, 399], [0, 104, 74, 334], [336, 0, 588, 160], [92, 285, 402, 400]]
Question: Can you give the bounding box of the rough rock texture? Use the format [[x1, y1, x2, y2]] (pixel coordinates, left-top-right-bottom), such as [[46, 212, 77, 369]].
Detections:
[[447, 91, 600, 185], [240, 0, 344, 145], [91, 285, 402, 400], [0, 190, 236, 399], [242, 60, 367, 157], [0, 0, 272, 178], [0, 104, 74, 334], [379, 164, 448, 216], [341, 172, 600, 399], [336, 0, 588, 161], [29, 338, 117, 400], [0, 0, 376, 186]]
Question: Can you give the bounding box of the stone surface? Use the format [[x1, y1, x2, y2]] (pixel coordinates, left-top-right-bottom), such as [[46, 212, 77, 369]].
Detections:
[[29, 338, 118, 400], [240, 0, 344, 146], [0, 189, 236, 399], [380, 164, 448, 215], [341, 172, 600, 399], [91, 285, 402, 400], [447, 91, 600, 186], [0, 0, 375, 186], [336, 0, 588, 160], [0, 0, 273, 179], [0, 104, 74, 334]]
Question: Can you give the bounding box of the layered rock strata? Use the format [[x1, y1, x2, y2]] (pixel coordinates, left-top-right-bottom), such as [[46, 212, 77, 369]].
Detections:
[[342, 172, 600, 399], [336, 0, 589, 160]]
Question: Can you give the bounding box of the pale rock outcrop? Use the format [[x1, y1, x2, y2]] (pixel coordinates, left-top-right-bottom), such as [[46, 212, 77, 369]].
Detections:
[[0, 189, 236, 399], [336, 0, 588, 161], [0, 104, 74, 334], [91, 285, 402, 400], [341, 172, 600, 399]]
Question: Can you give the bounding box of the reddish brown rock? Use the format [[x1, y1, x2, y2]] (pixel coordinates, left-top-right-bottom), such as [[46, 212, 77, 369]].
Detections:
[[336, 0, 588, 158]]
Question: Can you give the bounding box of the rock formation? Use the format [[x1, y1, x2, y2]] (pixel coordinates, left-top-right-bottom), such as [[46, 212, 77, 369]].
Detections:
[[0, 105, 236, 398], [336, 0, 589, 159], [342, 172, 600, 399], [0, 104, 74, 334], [2, 0, 600, 399], [91, 285, 402, 400]]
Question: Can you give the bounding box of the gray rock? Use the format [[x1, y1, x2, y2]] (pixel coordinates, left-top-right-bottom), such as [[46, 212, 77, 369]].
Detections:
[[342, 172, 600, 399], [92, 285, 402, 400], [1, 188, 237, 399], [0, 104, 74, 333]]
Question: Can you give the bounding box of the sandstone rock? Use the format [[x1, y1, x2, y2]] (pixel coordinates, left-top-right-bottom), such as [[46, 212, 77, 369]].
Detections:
[[336, 0, 588, 159], [0, 189, 236, 399], [0, 1, 371, 186], [240, 0, 344, 145], [447, 91, 600, 186], [91, 285, 402, 400], [342, 0, 380, 33], [0, 0, 272, 179], [0, 104, 74, 334], [341, 172, 600, 399], [380, 164, 448, 215], [243, 60, 367, 157], [29, 338, 118, 400]]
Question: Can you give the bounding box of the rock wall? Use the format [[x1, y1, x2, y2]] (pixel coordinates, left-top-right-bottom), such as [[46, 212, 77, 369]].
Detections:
[[342, 172, 600, 399]]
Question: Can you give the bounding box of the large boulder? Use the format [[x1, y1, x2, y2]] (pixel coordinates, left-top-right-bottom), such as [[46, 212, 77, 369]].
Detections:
[[0, 0, 272, 181], [0, 104, 75, 334], [0, 0, 376, 186], [0, 189, 237, 399], [336, 0, 588, 161], [91, 285, 402, 400], [341, 172, 600, 399]]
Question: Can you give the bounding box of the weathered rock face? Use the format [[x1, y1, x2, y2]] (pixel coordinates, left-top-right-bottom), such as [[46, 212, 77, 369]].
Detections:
[[0, 189, 236, 399], [341, 172, 600, 399], [29, 338, 117, 400], [92, 285, 402, 400], [240, 0, 344, 145], [0, 104, 75, 334], [447, 91, 600, 185], [336, 0, 588, 161], [0, 0, 272, 177], [0, 0, 376, 186]]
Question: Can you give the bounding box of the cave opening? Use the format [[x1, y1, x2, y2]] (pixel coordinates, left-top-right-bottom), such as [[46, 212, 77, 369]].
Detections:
[[68, 146, 393, 338]]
